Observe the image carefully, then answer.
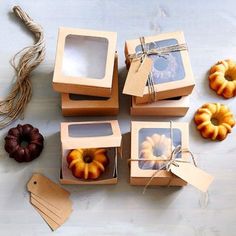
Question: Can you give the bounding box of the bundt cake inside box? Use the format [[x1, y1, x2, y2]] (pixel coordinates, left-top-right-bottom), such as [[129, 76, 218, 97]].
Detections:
[[60, 120, 122, 184], [67, 148, 109, 180], [130, 121, 189, 186]]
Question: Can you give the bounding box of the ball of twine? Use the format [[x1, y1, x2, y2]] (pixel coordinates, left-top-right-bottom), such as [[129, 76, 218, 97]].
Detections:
[[0, 6, 45, 129]]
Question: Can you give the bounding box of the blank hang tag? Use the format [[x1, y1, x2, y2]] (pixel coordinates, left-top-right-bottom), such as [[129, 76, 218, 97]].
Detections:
[[30, 196, 66, 225], [170, 162, 214, 192], [34, 207, 60, 231], [27, 174, 71, 206], [31, 193, 72, 218], [123, 57, 153, 97], [27, 174, 72, 231]]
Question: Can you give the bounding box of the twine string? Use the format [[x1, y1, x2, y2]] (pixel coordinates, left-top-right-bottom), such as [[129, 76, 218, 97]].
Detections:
[[127, 121, 197, 194], [136, 36, 148, 72], [129, 43, 188, 61], [147, 72, 156, 103], [129, 37, 187, 103], [0, 6, 45, 129]]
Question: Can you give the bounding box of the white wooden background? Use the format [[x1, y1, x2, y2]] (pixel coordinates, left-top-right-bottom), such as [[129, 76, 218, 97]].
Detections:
[[0, 0, 236, 235]]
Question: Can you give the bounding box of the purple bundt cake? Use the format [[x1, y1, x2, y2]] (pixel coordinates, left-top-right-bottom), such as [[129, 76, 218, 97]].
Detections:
[[4, 124, 44, 162]]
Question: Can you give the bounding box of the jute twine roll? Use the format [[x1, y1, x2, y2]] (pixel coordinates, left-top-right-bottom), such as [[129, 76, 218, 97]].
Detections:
[[0, 6, 45, 129]]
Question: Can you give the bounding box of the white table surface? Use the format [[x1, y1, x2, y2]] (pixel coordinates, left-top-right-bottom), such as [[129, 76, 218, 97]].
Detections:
[[0, 0, 236, 235]]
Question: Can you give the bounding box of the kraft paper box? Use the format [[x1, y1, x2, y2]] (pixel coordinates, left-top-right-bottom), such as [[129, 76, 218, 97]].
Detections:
[[53, 27, 117, 97], [130, 121, 214, 191], [130, 121, 189, 186], [60, 120, 121, 185], [124, 31, 195, 104], [61, 54, 119, 116], [130, 96, 190, 117]]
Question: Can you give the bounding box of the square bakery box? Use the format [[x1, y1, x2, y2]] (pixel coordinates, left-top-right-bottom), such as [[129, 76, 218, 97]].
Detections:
[[61, 53, 119, 116], [124, 31, 195, 104], [130, 121, 189, 186], [53, 27, 117, 97], [130, 95, 190, 117], [60, 120, 121, 185]]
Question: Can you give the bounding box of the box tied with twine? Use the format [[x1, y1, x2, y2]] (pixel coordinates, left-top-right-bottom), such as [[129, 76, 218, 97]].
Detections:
[[123, 36, 187, 103], [128, 121, 214, 193]]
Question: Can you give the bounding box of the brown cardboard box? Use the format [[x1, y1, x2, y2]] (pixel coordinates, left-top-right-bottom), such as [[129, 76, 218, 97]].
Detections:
[[61, 54, 119, 116], [124, 31, 195, 104], [130, 121, 189, 186], [60, 120, 121, 185], [53, 27, 117, 97], [130, 96, 190, 117]]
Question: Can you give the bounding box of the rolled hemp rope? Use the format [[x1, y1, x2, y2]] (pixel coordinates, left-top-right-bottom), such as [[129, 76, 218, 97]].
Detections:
[[0, 6, 45, 129]]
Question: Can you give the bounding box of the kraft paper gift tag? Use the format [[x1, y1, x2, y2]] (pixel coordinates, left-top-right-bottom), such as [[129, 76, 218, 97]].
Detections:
[[123, 57, 153, 97], [31, 192, 72, 217], [34, 207, 60, 231], [27, 173, 73, 231], [30, 196, 67, 225], [170, 162, 214, 192], [31, 193, 64, 217]]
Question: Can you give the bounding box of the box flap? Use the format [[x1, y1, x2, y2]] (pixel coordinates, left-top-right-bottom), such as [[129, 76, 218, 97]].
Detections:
[[61, 120, 121, 149]]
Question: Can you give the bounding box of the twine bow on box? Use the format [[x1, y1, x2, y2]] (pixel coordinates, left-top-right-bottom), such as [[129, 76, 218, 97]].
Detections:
[[128, 37, 188, 103], [128, 121, 197, 194], [128, 36, 187, 68], [142, 144, 197, 194]]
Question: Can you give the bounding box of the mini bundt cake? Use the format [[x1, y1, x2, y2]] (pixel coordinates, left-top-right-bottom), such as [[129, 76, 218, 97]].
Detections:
[[140, 134, 173, 169], [67, 148, 108, 180], [209, 59, 236, 98], [194, 103, 235, 141], [5, 124, 44, 162]]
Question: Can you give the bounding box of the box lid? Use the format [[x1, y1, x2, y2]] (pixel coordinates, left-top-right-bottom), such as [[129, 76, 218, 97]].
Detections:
[[61, 120, 121, 149], [53, 27, 117, 96]]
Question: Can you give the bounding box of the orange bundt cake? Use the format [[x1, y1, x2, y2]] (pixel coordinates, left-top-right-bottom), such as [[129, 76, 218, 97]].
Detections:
[[194, 103, 235, 141], [67, 148, 108, 180], [209, 59, 236, 98]]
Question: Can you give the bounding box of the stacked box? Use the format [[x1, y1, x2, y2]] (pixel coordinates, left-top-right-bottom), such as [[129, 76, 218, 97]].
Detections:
[[53, 27, 119, 116], [131, 96, 190, 116], [124, 31, 195, 116]]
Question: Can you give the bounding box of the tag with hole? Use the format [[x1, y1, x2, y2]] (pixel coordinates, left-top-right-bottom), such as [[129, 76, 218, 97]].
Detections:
[[123, 57, 153, 97], [27, 173, 72, 231], [27, 173, 71, 206], [170, 162, 214, 192]]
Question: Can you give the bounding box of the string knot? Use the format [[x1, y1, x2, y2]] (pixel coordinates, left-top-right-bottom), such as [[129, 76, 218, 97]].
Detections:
[[128, 37, 188, 103]]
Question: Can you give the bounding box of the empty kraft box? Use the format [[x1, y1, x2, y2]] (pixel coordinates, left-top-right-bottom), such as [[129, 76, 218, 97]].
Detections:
[[61, 54, 119, 116], [53, 27, 117, 97]]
